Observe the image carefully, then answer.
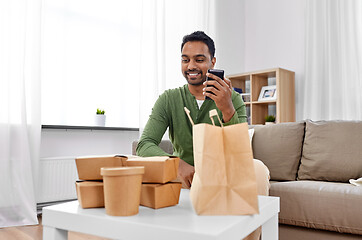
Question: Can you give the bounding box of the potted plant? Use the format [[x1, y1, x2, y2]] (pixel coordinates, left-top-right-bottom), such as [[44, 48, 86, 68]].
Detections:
[[95, 108, 106, 126], [264, 115, 276, 125]]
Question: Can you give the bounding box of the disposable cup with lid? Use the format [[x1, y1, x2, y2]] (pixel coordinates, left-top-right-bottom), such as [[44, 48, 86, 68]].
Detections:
[[101, 166, 144, 216]]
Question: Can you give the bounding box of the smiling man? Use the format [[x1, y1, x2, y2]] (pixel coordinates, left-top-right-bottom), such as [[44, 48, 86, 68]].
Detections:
[[136, 31, 250, 188], [180, 35, 238, 123]]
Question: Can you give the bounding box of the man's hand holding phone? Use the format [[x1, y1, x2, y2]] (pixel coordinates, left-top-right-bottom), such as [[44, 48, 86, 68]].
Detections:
[[203, 69, 236, 122], [204, 69, 224, 100]]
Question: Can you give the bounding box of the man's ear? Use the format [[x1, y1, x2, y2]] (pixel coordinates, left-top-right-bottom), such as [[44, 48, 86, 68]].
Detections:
[[211, 57, 216, 67]]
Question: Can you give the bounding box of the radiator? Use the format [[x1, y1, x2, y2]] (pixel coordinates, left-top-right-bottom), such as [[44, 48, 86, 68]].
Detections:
[[37, 157, 79, 204]]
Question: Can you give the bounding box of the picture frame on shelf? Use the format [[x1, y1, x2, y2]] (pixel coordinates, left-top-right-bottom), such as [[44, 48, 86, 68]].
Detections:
[[258, 85, 277, 101], [240, 93, 250, 102]]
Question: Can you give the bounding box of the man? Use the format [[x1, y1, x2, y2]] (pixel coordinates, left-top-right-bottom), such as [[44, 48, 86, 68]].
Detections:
[[136, 31, 269, 195]]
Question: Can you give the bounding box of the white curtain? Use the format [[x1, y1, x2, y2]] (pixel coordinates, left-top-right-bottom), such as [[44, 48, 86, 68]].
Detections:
[[303, 0, 362, 120], [0, 0, 41, 227], [139, 0, 216, 134]]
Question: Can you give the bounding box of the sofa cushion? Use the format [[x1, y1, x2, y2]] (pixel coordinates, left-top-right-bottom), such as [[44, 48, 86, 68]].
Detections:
[[252, 122, 305, 181], [270, 180, 362, 235], [298, 120, 362, 182]]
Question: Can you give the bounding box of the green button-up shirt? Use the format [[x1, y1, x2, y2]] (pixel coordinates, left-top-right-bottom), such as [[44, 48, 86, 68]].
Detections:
[[136, 84, 247, 166]]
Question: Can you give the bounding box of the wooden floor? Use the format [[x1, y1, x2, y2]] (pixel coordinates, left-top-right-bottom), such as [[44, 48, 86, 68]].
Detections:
[[0, 215, 109, 240]]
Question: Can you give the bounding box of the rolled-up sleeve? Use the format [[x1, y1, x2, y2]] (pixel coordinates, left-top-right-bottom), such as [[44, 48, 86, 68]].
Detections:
[[223, 92, 247, 126]]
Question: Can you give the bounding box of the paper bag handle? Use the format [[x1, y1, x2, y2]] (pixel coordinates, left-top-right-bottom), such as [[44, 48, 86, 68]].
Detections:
[[209, 109, 223, 127], [184, 107, 194, 126]]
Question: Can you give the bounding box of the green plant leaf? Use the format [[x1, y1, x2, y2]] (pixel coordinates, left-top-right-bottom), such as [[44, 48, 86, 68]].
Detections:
[[265, 115, 275, 122], [96, 108, 105, 115]]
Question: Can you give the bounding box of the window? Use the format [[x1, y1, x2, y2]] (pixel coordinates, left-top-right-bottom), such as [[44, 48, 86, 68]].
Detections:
[[42, 0, 142, 127]]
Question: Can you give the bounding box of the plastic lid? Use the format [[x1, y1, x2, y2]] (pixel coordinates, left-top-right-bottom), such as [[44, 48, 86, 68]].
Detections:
[[100, 166, 144, 176]]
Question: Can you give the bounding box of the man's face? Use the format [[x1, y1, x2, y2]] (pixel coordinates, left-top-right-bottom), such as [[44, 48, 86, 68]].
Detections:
[[181, 41, 215, 86]]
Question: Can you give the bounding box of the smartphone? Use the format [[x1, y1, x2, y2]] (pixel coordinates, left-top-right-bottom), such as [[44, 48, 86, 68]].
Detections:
[[205, 69, 224, 100]]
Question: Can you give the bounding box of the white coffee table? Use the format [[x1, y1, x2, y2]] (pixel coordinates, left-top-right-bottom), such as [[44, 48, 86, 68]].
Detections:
[[43, 189, 279, 240]]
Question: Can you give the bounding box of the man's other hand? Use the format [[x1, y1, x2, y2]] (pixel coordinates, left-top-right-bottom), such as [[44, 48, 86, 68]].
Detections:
[[177, 159, 195, 189]]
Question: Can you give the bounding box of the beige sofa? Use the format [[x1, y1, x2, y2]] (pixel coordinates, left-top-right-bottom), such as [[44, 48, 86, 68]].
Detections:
[[251, 120, 362, 240], [133, 120, 362, 239]]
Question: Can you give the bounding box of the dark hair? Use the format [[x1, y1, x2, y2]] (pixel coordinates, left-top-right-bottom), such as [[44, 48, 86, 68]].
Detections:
[[181, 31, 215, 58]]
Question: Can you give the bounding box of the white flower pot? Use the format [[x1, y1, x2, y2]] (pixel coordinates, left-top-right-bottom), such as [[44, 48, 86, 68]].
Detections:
[[265, 122, 275, 125], [94, 114, 106, 126]]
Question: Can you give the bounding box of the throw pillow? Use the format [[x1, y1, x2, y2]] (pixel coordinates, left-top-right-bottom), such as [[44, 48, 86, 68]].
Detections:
[[298, 120, 362, 182], [252, 122, 305, 181]]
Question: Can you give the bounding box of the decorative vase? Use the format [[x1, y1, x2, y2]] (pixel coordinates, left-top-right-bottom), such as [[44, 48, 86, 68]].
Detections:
[[94, 114, 106, 126]]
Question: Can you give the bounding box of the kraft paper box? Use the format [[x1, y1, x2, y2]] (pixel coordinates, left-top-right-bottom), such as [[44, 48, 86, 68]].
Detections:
[[75, 155, 127, 180], [123, 156, 179, 183], [76, 181, 104, 209], [140, 182, 182, 209]]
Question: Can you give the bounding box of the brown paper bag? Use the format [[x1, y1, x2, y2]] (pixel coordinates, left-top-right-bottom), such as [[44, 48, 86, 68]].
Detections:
[[185, 108, 259, 215]]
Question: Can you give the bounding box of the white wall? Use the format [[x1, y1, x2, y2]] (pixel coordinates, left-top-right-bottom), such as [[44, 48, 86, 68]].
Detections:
[[214, 0, 245, 75], [216, 0, 306, 121], [40, 129, 139, 158], [244, 0, 306, 121]]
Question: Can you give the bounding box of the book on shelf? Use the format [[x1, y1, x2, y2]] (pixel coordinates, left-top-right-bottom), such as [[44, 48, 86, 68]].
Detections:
[[233, 87, 243, 94], [240, 93, 250, 102]]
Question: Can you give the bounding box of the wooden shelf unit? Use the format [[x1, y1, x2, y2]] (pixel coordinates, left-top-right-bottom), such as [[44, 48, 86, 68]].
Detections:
[[228, 68, 295, 125]]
